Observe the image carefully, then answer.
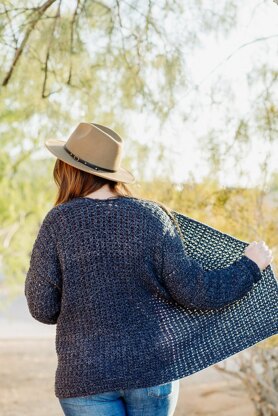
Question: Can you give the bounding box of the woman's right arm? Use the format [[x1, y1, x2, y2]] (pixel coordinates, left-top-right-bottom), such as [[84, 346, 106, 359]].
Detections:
[[155, 216, 262, 311]]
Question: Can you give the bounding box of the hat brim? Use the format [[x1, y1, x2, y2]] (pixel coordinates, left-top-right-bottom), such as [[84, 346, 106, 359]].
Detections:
[[45, 139, 136, 184]]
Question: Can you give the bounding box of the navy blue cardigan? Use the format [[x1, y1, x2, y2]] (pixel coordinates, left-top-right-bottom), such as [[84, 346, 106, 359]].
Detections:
[[25, 196, 263, 398]]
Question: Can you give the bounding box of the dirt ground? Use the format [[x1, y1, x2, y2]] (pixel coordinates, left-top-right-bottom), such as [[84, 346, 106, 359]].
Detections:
[[0, 338, 256, 416]]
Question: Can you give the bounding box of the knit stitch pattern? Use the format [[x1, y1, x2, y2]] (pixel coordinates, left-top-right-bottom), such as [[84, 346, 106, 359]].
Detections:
[[24, 196, 278, 399]]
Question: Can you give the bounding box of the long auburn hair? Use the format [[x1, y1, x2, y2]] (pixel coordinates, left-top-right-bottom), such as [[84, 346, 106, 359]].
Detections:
[[53, 159, 136, 206], [53, 159, 184, 241]]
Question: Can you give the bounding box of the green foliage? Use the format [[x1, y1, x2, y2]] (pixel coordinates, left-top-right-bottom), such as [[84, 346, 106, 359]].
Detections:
[[0, 0, 277, 306]]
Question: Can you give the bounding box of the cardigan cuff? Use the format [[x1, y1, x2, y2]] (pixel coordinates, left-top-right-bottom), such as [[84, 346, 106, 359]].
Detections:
[[239, 255, 262, 283]]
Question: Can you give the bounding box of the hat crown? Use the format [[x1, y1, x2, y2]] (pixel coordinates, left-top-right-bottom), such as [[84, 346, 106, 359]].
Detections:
[[65, 122, 123, 171]]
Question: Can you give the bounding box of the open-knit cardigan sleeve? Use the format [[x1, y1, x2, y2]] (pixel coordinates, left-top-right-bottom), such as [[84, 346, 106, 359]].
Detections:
[[24, 210, 62, 324], [21, 197, 276, 399], [155, 213, 262, 311]]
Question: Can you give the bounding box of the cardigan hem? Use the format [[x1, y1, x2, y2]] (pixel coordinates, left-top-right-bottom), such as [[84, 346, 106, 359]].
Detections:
[[54, 323, 277, 399]]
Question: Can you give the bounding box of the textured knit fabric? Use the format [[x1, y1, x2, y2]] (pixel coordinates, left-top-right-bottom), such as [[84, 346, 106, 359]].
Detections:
[[24, 196, 277, 399]]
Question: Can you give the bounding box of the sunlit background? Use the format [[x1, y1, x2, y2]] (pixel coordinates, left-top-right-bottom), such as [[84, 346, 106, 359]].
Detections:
[[0, 1, 277, 415]]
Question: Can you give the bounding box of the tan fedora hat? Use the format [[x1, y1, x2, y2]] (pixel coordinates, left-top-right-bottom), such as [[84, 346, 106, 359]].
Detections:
[[44, 122, 136, 184]]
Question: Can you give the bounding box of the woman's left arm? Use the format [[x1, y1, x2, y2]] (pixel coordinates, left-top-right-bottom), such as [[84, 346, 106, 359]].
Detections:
[[24, 210, 62, 325]]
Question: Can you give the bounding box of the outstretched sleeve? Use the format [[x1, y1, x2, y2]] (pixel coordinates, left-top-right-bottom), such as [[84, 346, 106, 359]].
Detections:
[[156, 215, 262, 311], [24, 210, 62, 324]]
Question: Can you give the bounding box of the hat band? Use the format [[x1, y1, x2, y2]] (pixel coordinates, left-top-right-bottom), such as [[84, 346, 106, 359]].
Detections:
[[64, 145, 117, 173]]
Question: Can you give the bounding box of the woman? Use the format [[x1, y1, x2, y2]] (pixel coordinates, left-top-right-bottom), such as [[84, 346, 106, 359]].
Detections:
[[25, 122, 273, 416]]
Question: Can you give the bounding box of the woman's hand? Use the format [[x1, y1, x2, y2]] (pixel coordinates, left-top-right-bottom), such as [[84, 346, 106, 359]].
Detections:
[[244, 241, 273, 272]]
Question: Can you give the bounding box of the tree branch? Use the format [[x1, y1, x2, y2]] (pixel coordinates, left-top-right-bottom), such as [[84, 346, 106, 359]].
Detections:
[[2, 0, 57, 87], [42, 0, 61, 98], [67, 0, 81, 85]]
